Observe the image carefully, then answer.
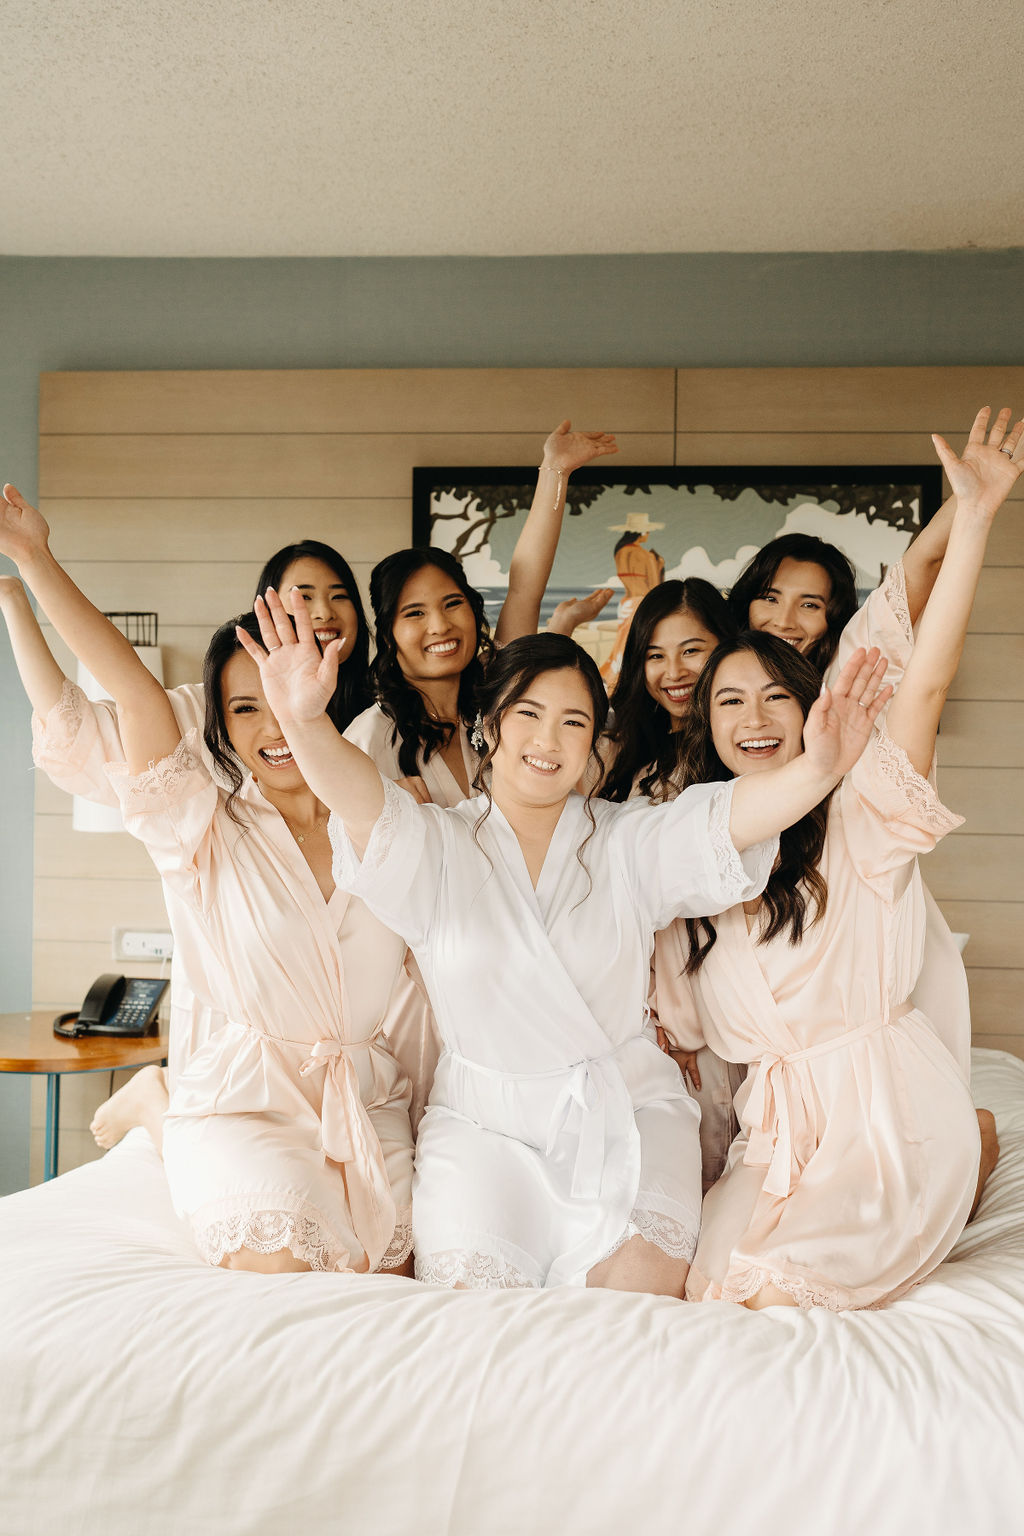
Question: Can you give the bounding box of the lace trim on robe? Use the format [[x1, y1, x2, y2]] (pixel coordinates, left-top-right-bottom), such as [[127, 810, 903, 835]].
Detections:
[[106, 730, 204, 815], [706, 779, 757, 893], [328, 773, 406, 884], [872, 724, 962, 835], [192, 1197, 357, 1273], [376, 1218, 413, 1272], [32, 676, 88, 757], [414, 1248, 536, 1290], [716, 1262, 902, 1313], [880, 559, 913, 647], [595, 1206, 700, 1269]]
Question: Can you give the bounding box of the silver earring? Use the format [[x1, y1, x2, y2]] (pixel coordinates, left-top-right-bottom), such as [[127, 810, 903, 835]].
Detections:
[[470, 711, 485, 751]]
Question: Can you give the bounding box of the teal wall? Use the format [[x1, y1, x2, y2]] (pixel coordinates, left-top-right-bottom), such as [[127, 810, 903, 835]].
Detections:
[[2, 248, 1023, 1189]]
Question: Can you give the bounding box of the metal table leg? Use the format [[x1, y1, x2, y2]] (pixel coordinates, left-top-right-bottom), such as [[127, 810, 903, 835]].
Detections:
[[44, 1072, 61, 1181]]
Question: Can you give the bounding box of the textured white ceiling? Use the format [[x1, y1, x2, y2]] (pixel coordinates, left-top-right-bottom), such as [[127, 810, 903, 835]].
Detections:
[[4, 0, 1024, 256]]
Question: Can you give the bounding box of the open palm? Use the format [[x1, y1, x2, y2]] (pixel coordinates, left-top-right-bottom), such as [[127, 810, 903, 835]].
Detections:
[[237, 588, 340, 725], [932, 405, 1023, 515], [542, 420, 618, 475], [802, 647, 892, 780]]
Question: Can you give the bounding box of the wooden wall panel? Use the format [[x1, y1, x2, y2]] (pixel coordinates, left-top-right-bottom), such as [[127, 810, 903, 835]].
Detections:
[[675, 366, 1024, 432], [673, 433, 940, 466], [941, 771, 1024, 835], [43, 499, 412, 564], [30, 365, 1024, 1132], [40, 368, 677, 436], [40, 431, 675, 499]]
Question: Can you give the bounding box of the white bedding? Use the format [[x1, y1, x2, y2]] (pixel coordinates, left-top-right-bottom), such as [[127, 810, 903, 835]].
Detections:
[[3, 1048, 1023, 1536]]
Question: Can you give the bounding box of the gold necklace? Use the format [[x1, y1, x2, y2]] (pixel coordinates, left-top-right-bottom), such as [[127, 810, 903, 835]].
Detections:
[[283, 810, 327, 845]]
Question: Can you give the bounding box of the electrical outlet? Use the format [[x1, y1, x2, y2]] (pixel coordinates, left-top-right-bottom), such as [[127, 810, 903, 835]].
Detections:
[[113, 928, 174, 962]]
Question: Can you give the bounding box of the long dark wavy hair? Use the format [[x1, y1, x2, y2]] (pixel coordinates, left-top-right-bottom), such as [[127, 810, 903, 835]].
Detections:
[[727, 533, 858, 675], [675, 631, 833, 974], [603, 578, 736, 803], [369, 548, 494, 778], [202, 611, 276, 824], [471, 633, 609, 894], [255, 540, 372, 733]]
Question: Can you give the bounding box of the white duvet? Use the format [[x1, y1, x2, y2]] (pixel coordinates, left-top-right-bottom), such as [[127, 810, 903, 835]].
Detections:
[[2, 1049, 1023, 1536]]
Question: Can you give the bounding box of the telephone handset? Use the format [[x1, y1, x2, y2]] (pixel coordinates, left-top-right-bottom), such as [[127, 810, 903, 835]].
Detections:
[[53, 974, 169, 1040]]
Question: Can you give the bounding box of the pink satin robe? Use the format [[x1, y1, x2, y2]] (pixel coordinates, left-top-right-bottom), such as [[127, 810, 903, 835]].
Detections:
[[657, 726, 980, 1310]]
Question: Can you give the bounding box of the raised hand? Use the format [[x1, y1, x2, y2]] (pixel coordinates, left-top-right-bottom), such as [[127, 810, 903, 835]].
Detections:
[[541, 420, 618, 476], [931, 406, 1023, 517], [802, 646, 893, 782], [0, 485, 52, 569], [547, 587, 615, 635], [236, 587, 341, 726]]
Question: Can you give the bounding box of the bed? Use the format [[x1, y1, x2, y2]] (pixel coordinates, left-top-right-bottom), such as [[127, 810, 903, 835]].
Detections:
[[2, 1048, 1023, 1536]]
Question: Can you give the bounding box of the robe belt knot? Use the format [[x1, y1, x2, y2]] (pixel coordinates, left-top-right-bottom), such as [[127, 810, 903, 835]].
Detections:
[[298, 1035, 381, 1166], [545, 1036, 645, 1201], [744, 1002, 913, 1199]]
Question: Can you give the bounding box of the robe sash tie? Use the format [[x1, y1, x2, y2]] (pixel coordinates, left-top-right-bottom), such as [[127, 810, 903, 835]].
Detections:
[[294, 1028, 397, 1269], [743, 1002, 913, 1199], [450, 1033, 648, 1202]]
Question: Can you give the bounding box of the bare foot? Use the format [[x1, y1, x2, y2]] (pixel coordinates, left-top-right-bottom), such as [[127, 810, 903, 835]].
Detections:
[[969, 1108, 1000, 1220], [90, 1064, 168, 1151]]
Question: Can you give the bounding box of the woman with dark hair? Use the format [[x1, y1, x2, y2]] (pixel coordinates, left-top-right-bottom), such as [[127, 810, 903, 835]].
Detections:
[[255, 538, 372, 733], [0, 496, 418, 1276], [651, 421, 1021, 1310], [345, 420, 618, 808], [3, 516, 379, 1082], [236, 595, 890, 1296], [602, 577, 735, 804], [726, 531, 858, 675], [725, 408, 1022, 1096]]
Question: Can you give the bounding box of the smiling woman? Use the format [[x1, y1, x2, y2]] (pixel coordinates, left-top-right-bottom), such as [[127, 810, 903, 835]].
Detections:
[[344, 420, 619, 812], [0, 487, 425, 1277], [238, 592, 891, 1297]]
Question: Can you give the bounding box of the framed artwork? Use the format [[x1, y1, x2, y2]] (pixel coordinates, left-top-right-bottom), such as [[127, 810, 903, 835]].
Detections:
[[412, 464, 943, 668]]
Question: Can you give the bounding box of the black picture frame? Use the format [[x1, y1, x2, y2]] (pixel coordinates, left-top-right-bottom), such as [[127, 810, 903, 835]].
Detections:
[[412, 463, 943, 635]]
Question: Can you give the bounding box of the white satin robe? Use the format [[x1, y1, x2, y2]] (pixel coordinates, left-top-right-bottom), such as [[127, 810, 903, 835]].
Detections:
[[342, 702, 477, 1126], [656, 727, 980, 1310], [331, 775, 777, 1289]]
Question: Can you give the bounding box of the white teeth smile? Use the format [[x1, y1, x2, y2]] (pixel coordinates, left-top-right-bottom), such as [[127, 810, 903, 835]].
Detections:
[[314, 631, 338, 643], [426, 640, 459, 655], [665, 686, 691, 700], [739, 738, 781, 750], [259, 746, 294, 765], [524, 755, 559, 773]]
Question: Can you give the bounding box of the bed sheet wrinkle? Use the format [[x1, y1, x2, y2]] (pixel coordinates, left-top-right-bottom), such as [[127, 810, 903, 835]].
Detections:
[[2, 1056, 1024, 1535]]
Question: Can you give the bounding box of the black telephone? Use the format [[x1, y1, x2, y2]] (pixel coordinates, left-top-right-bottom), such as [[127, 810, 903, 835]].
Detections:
[[53, 975, 169, 1040]]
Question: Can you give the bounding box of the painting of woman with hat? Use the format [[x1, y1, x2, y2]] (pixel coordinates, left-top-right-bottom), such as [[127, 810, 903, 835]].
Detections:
[[600, 508, 666, 684]]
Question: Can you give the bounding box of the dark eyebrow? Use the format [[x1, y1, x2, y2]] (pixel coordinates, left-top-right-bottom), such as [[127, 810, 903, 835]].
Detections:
[[766, 582, 827, 601], [399, 590, 463, 614], [227, 694, 260, 706], [293, 581, 347, 591], [647, 635, 706, 650], [519, 695, 592, 719], [713, 681, 787, 700]]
